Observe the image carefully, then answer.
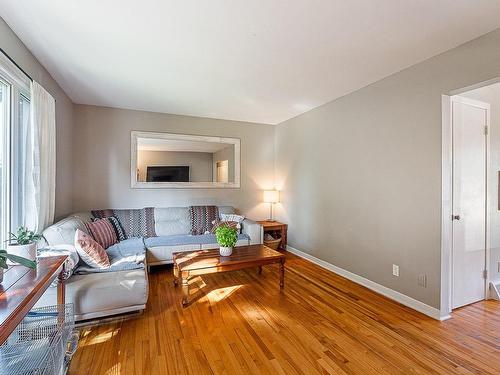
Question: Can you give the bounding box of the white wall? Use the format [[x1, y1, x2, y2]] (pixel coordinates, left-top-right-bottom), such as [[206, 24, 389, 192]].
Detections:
[[0, 18, 74, 219], [73, 105, 275, 218], [462, 83, 500, 283], [275, 28, 500, 309]]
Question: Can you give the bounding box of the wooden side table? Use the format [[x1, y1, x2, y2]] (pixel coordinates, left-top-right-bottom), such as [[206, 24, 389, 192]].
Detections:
[[257, 221, 288, 251], [0, 255, 67, 344]]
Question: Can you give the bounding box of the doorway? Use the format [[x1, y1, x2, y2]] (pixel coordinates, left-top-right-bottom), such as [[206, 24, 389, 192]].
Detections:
[[216, 160, 229, 183], [450, 96, 490, 309]]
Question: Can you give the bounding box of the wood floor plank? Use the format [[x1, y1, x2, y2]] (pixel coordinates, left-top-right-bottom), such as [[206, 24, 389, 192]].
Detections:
[[69, 253, 500, 374]]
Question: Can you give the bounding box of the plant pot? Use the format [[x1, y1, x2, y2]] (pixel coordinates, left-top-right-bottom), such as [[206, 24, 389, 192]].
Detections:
[[6, 242, 37, 264], [219, 246, 233, 256]]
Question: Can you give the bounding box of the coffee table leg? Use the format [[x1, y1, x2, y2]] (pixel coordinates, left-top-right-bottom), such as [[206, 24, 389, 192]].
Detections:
[[279, 258, 285, 289], [258, 265, 263, 275], [173, 262, 179, 286], [181, 271, 189, 306]]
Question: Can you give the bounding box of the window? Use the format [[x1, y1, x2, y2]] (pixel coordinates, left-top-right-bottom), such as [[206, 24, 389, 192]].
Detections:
[[0, 53, 31, 244]]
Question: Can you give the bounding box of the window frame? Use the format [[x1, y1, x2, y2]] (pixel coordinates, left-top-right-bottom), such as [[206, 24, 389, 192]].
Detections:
[[0, 52, 31, 242]]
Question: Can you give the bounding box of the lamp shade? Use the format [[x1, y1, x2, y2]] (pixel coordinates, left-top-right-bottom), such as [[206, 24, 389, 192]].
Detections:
[[263, 190, 280, 203]]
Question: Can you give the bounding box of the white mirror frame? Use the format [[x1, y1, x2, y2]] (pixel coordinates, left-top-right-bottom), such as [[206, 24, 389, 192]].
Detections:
[[131, 131, 241, 189]]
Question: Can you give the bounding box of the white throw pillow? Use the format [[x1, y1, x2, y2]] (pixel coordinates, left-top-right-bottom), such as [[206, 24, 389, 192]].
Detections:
[[220, 214, 245, 223]]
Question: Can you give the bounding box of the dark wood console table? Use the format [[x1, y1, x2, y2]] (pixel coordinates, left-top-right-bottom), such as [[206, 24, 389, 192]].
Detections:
[[0, 255, 67, 344], [258, 220, 288, 250]]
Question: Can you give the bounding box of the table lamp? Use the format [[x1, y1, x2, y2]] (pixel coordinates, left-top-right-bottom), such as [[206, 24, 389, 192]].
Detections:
[[263, 190, 279, 221]]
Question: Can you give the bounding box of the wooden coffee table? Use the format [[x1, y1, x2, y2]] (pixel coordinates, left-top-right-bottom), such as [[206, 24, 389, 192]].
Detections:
[[173, 244, 285, 306]]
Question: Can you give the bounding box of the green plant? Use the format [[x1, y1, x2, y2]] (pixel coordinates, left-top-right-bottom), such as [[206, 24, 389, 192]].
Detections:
[[215, 225, 238, 247], [7, 226, 42, 245], [0, 249, 36, 269]]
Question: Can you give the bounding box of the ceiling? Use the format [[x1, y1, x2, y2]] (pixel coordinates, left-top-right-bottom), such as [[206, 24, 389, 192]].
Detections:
[[138, 138, 230, 153], [2, 1, 500, 125]]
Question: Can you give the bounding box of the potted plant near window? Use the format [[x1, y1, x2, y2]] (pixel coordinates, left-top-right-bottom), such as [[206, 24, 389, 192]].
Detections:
[[215, 225, 238, 256], [0, 249, 37, 283], [6, 226, 42, 263]]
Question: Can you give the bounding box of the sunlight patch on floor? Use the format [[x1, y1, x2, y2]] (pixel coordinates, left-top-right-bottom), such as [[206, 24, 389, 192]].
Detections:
[[104, 362, 121, 375], [80, 327, 121, 346], [206, 285, 242, 303]]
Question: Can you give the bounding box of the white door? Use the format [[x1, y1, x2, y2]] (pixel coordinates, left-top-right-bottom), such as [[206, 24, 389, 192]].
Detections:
[[216, 160, 228, 183], [452, 96, 489, 309]]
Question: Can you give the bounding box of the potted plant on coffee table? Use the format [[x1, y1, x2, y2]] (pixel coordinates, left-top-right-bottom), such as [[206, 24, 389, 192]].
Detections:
[[0, 249, 37, 283], [215, 225, 238, 256], [6, 226, 43, 263]]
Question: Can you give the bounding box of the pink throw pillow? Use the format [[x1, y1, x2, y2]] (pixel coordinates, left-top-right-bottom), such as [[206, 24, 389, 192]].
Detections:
[[74, 229, 110, 269], [86, 218, 118, 249]]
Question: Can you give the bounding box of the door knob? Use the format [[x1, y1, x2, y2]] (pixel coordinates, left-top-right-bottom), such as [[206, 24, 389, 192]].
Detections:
[[453, 215, 460, 220]]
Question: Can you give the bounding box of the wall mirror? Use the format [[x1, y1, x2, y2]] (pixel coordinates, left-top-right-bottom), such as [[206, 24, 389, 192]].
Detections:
[[131, 131, 240, 188]]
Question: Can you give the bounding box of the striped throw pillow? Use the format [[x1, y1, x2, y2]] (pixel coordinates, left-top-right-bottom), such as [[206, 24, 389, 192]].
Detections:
[[74, 229, 110, 269], [86, 218, 118, 249]]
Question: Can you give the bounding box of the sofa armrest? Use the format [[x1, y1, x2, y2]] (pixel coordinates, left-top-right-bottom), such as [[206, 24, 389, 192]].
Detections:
[[241, 219, 263, 245]]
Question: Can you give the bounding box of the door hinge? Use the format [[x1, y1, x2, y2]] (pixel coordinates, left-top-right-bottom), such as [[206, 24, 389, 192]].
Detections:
[[484, 126, 488, 135], [483, 269, 488, 279]]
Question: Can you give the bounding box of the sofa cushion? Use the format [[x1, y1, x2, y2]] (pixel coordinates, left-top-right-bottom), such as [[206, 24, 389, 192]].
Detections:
[[154, 207, 191, 236], [147, 244, 200, 265], [42, 216, 89, 246], [145, 234, 250, 264], [75, 237, 146, 274], [218, 206, 236, 216], [144, 234, 225, 249], [145, 233, 250, 248], [35, 268, 148, 321], [107, 237, 146, 253], [200, 234, 251, 250]]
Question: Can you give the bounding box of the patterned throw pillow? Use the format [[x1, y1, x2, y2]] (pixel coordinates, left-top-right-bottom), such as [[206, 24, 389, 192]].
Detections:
[[189, 206, 219, 235], [211, 220, 240, 234], [74, 229, 110, 269], [91, 208, 156, 238], [107, 216, 126, 242], [220, 213, 245, 223], [112, 208, 156, 238], [86, 218, 118, 249]]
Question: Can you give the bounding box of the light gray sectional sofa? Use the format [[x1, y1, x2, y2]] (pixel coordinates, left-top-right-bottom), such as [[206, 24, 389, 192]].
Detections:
[[36, 206, 263, 321]]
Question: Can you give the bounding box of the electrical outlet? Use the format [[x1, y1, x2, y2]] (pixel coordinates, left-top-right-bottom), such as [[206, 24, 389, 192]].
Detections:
[[392, 264, 399, 277], [418, 274, 427, 287]]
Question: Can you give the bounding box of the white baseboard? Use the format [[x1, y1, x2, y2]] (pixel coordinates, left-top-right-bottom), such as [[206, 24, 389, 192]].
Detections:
[[286, 245, 449, 321]]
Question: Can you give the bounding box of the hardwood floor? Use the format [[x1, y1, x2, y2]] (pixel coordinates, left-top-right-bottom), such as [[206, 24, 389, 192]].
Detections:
[[69, 253, 500, 374]]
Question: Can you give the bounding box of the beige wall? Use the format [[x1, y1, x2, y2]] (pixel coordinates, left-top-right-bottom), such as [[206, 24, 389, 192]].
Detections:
[[137, 150, 213, 182], [275, 28, 500, 309], [462, 83, 500, 283], [0, 18, 74, 219], [73, 105, 275, 218]]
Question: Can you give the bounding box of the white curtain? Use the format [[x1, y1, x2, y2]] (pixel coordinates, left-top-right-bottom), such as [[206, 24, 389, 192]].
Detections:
[[26, 81, 56, 232]]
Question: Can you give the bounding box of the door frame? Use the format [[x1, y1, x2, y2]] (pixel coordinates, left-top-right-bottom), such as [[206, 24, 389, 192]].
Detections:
[[441, 95, 491, 318]]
